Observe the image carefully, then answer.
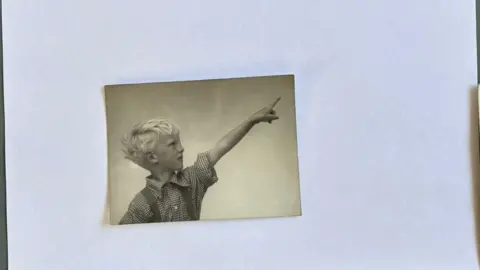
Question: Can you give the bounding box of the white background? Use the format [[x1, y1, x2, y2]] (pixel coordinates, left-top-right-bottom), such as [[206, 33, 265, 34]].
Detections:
[[2, 0, 478, 269]]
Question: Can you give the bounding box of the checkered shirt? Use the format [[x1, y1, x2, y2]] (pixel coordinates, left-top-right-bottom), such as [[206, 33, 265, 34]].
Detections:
[[119, 152, 218, 224]]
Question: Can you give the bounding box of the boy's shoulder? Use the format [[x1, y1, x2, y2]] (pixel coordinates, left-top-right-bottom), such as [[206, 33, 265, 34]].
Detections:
[[127, 188, 152, 210]]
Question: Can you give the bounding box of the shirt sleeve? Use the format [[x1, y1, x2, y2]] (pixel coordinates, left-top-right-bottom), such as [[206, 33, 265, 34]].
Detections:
[[189, 152, 219, 188], [118, 193, 153, 225]]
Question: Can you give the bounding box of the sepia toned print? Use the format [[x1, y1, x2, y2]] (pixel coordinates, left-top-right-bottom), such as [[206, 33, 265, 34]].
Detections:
[[105, 75, 301, 225]]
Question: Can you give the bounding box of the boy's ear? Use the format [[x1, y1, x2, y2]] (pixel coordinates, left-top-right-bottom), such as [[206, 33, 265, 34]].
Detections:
[[146, 152, 158, 164]]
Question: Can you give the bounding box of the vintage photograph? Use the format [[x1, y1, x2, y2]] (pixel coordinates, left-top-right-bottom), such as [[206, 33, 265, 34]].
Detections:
[[104, 74, 301, 225]]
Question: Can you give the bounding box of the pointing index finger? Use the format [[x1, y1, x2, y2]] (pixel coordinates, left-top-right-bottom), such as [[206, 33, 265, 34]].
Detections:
[[269, 96, 282, 109]]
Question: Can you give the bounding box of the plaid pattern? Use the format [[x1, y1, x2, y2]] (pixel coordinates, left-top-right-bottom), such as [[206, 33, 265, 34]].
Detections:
[[119, 152, 218, 224]]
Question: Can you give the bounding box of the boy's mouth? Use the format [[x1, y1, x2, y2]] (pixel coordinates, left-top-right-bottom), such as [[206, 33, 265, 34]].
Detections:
[[177, 156, 183, 161]]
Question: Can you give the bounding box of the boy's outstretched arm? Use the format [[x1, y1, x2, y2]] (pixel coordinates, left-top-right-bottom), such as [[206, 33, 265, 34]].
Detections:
[[207, 96, 281, 166]]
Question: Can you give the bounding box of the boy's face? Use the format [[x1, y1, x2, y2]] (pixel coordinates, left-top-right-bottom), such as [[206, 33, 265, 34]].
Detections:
[[147, 133, 184, 171]]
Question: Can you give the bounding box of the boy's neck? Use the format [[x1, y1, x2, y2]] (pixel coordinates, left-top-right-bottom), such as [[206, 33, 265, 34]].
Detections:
[[150, 168, 174, 183]]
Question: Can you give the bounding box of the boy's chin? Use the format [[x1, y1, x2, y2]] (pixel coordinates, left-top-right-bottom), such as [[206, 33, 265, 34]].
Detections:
[[175, 163, 184, 171]]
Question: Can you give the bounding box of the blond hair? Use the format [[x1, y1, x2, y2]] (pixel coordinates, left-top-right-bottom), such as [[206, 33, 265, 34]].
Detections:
[[121, 118, 179, 166]]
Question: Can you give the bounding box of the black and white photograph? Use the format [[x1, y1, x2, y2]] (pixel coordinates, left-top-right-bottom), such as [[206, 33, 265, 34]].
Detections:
[[104, 74, 301, 225]]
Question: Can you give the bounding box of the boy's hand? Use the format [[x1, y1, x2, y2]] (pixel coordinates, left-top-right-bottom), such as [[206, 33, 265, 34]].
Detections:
[[249, 96, 281, 124], [208, 96, 281, 165]]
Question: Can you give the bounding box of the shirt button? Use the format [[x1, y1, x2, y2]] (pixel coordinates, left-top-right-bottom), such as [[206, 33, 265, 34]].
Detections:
[[174, 206, 178, 210]]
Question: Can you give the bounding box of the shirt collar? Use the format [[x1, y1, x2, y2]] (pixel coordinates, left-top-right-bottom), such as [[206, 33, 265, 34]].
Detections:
[[146, 172, 190, 197]]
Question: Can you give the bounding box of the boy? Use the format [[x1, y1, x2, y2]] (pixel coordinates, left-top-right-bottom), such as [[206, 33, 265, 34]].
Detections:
[[118, 96, 281, 224]]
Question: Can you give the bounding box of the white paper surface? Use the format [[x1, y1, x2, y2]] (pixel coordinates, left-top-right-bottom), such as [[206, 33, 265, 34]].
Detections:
[[3, 0, 478, 269]]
